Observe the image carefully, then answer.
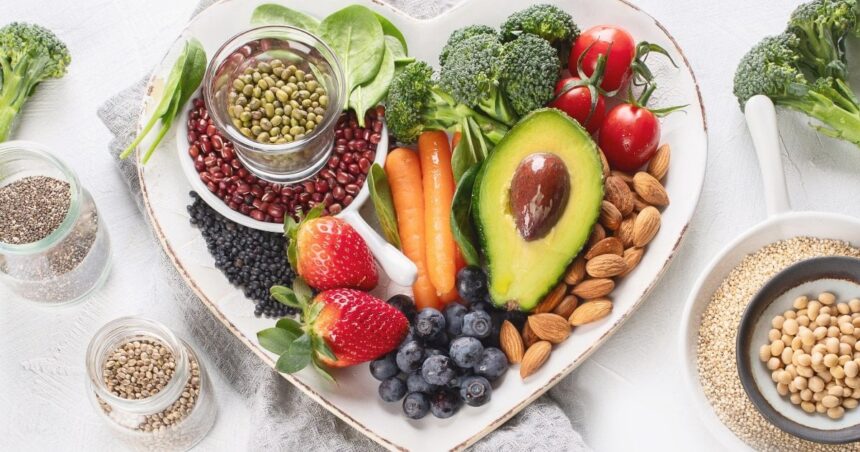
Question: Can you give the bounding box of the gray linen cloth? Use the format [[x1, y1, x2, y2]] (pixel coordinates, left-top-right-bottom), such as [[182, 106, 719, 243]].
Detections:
[[98, 1, 590, 450]]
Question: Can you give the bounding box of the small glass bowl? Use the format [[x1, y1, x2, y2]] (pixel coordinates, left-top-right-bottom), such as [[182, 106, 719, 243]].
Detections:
[[204, 25, 345, 184]]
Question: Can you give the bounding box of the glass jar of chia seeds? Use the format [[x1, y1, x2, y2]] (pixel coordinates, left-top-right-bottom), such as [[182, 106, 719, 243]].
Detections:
[[0, 141, 111, 305], [85, 317, 217, 452]]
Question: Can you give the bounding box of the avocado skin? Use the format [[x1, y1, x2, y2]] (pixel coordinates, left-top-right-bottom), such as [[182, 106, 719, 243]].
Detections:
[[472, 108, 604, 311]]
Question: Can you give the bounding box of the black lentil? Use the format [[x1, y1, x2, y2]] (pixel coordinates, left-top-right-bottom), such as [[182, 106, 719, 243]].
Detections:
[[187, 191, 296, 317]]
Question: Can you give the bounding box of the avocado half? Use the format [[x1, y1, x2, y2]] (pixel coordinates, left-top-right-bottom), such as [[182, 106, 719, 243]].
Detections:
[[473, 108, 604, 311]]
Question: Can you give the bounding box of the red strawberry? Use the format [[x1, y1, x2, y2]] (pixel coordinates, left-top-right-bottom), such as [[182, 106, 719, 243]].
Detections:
[[286, 205, 378, 291], [261, 281, 409, 380]]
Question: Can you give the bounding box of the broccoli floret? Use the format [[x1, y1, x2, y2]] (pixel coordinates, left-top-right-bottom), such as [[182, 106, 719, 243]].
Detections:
[[438, 34, 518, 126], [499, 34, 560, 117], [0, 22, 71, 141], [499, 4, 578, 58], [734, 33, 860, 145], [385, 61, 509, 144], [439, 25, 498, 67], [787, 0, 857, 80]]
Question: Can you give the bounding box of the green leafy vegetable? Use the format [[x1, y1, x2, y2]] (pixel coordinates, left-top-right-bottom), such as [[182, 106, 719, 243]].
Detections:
[[374, 12, 408, 54], [451, 117, 491, 183], [250, 3, 320, 32], [258, 327, 298, 355], [368, 163, 401, 248], [386, 36, 415, 67], [450, 165, 481, 266], [120, 38, 206, 163], [349, 38, 396, 126], [319, 5, 385, 100]]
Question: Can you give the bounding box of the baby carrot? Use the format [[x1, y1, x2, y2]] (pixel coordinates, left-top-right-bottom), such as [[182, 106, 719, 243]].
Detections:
[[418, 131, 461, 302], [385, 148, 441, 310]]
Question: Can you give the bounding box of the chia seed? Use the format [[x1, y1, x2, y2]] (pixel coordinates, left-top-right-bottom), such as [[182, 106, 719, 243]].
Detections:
[[0, 176, 70, 244], [187, 191, 296, 317]]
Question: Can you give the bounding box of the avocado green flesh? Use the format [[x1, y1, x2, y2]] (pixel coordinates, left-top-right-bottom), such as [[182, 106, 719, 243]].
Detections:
[[474, 109, 604, 311]]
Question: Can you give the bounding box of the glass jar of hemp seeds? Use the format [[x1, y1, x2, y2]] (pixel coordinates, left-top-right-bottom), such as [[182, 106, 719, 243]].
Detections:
[[86, 317, 217, 451], [0, 141, 111, 305]]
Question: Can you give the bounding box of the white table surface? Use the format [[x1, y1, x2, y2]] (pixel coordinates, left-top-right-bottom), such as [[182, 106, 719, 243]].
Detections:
[[3, 0, 859, 450]]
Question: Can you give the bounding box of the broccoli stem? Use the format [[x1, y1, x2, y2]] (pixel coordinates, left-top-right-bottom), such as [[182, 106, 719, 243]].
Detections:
[[783, 93, 860, 146], [0, 71, 25, 141]]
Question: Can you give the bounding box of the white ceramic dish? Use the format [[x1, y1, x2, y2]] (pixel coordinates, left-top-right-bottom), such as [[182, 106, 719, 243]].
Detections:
[[134, 0, 707, 450], [679, 96, 860, 450]]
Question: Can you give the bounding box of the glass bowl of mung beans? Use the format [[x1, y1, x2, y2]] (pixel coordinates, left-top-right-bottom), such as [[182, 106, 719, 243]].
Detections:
[[204, 25, 345, 184]]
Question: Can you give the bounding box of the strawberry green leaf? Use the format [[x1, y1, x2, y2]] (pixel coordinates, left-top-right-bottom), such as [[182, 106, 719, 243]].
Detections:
[[287, 238, 298, 270], [271, 286, 301, 308], [292, 278, 313, 303], [312, 357, 336, 383], [276, 317, 304, 336], [284, 215, 298, 237], [257, 328, 297, 355], [303, 203, 325, 222], [307, 301, 325, 323], [276, 334, 312, 373], [311, 335, 337, 361]]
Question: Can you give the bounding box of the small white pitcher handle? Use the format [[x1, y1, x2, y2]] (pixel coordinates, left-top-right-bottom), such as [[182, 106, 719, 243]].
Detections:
[[339, 210, 418, 287], [744, 95, 791, 217]]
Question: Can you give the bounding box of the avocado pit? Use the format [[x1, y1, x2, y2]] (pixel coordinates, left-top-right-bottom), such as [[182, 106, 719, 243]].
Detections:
[[509, 152, 570, 241]]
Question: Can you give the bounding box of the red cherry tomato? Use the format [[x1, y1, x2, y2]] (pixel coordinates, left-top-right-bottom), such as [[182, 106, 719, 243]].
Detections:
[[549, 77, 606, 134], [569, 25, 636, 93], [599, 103, 660, 172]]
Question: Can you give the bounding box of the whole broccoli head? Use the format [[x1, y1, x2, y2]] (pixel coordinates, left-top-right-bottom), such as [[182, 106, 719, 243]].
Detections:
[[787, 0, 857, 79], [733, 32, 860, 145], [439, 25, 498, 67], [0, 22, 71, 141], [500, 4, 578, 50], [385, 61, 509, 144], [499, 34, 560, 117]]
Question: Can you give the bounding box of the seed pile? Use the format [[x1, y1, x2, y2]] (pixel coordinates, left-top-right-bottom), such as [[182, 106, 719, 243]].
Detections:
[[227, 59, 328, 144], [0, 176, 70, 244], [761, 292, 860, 420], [187, 191, 295, 317], [697, 237, 860, 452], [100, 339, 201, 432]]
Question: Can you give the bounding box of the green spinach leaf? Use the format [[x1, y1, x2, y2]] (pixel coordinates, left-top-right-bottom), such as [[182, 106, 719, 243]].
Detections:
[[367, 163, 400, 248], [374, 13, 408, 54], [450, 165, 481, 266], [349, 38, 395, 126], [319, 5, 384, 99], [250, 4, 320, 32]]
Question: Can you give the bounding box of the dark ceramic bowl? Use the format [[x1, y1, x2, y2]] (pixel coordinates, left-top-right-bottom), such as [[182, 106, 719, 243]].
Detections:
[[737, 256, 860, 443]]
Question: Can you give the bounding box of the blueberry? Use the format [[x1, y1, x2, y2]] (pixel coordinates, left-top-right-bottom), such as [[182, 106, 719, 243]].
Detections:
[[414, 308, 446, 339], [396, 341, 425, 373], [379, 376, 407, 402], [449, 337, 484, 368], [388, 294, 417, 322], [407, 372, 438, 393], [403, 392, 430, 419], [369, 354, 398, 381], [456, 266, 488, 304], [430, 389, 463, 419], [471, 299, 491, 312], [400, 327, 415, 346], [474, 347, 509, 381], [462, 310, 492, 338], [425, 330, 450, 348], [424, 348, 445, 358], [444, 303, 468, 336], [459, 376, 492, 406], [421, 355, 457, 386]]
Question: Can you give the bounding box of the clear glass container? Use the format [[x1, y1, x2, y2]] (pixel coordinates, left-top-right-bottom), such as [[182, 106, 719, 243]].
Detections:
[[86, 317, 217, 452], [0, 141, 111, 305], [204, 25, 346, 184]]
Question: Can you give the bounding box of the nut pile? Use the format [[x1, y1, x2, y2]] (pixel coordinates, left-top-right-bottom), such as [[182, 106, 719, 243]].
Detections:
[[227, 59, 328, 144], [100, 339, 201, 432], [761, 292, 860, 419], [501, 145, 670, 379]]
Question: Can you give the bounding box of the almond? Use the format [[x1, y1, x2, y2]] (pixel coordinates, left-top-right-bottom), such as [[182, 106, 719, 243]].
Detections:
[[632, 206, 661, 247], [605, 176, 634, 216], [648, 144, 670, 180], [521, 321, 540, 347], [569, 299, 613, 326], [633, 172, 669, 207], [534, 283, 568, 314], [599, 200, 622, 231], [528, 313, 571, 344], [585, 253, 627, 278], [553, 295, 579, 319], [587, 223, 606, 248], [633, 193, 650, 212], [500, 320, 525, 364], [571, 278, 614, 299], [616, 214, 636, 247], [598, 150, 610, 178], [585, 237, 624, 260], [610, 170, 634, 186], [520, 341, 552, 379], [620, 247, 645, 277], [563, 257, 587, 285]]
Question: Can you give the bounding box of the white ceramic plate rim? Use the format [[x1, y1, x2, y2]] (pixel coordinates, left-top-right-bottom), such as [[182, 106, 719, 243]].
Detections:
[[133, 0, 708, 450]]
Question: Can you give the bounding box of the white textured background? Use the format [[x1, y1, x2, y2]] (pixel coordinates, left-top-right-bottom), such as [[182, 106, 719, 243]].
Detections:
[[2, 0, 860, 450]]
